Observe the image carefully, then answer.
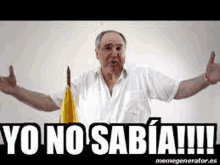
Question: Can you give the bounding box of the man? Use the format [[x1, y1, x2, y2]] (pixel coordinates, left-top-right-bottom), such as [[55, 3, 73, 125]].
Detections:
[[0, 30, 220, 128]]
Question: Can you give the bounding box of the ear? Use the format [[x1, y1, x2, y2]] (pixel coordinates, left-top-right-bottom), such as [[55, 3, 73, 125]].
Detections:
[[95, 48, 99, 59]]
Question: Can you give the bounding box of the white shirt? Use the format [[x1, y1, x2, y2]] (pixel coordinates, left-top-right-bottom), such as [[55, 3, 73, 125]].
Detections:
[[50, 63, 180, 128]]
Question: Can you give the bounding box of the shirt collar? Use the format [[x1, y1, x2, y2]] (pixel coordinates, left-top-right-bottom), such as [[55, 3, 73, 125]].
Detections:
[[95, 63, 128, 79]]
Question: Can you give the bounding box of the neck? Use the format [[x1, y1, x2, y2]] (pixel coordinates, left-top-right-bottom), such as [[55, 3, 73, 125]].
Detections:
[[101, 68, 122, 85]]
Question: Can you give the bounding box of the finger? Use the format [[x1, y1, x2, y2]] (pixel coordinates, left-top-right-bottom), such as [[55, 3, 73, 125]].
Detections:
[[0, 82, 6, 86], [212, 81, 218, 84], [9, 65, 15, 78], [0, 84, 5, 90], [209, 51, 215, 64], [0, 77, 5, 82]]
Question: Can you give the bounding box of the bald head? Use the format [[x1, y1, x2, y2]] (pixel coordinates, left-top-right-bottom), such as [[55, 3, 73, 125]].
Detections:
[[95, 30, 127, 49]]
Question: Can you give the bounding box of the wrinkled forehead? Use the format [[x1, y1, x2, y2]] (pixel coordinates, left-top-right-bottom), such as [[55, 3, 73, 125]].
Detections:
[[100, 32, 125, 47]]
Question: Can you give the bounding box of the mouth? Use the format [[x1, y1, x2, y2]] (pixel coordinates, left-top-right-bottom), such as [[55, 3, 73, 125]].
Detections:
[[105, 60, 120, 67], [110, 61, 119, 67]]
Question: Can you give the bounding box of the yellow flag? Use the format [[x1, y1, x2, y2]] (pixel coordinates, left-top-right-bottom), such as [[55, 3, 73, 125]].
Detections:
[[60, 86, 77, 123]]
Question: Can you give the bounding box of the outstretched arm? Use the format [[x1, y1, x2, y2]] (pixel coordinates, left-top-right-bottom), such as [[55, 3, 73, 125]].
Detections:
[[174, 73, 211, 99], [12, 86, 60, 111], [174, 52, 220, 100], [0, 66, 60, 111]]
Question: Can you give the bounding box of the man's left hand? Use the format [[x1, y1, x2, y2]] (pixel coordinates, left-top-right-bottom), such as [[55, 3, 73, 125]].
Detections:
[[206, 51, 220, 84]]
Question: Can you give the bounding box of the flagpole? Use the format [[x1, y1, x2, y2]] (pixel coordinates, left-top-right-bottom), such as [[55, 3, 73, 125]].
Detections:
[[67, 66, 71, 88]]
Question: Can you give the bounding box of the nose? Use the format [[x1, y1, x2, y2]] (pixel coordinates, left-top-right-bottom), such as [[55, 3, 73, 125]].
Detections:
[[112, 47, 118, 57]]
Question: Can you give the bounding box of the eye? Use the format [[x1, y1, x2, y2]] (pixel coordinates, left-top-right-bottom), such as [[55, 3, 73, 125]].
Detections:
[[103, 45, 112, 51], [106, 46, 111, 50], [116, 47, 122, 50]]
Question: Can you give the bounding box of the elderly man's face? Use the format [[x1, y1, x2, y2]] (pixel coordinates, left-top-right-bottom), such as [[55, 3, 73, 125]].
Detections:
[[96, 32, 125, 75]]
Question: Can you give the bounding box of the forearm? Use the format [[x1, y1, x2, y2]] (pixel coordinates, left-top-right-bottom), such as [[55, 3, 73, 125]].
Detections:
[[174, 73, 212, 100], [11, 86, 59, 111]]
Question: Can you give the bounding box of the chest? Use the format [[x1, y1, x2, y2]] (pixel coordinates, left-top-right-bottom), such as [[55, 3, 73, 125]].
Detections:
[[77, 75, 149, 115], [107, 84, 114, 96], [77, 83, 149, 124]]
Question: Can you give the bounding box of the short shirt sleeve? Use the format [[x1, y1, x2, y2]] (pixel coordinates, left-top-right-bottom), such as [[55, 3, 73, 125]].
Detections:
[[144, 67, 180, 102]]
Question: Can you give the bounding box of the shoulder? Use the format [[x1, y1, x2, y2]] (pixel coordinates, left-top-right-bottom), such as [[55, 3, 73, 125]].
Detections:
[[81, 66, 98, 76], [125, 63, 151, 74], [70, 66, 98, 83], [77, 66, 99, 81], [125, 63, 171, 79]]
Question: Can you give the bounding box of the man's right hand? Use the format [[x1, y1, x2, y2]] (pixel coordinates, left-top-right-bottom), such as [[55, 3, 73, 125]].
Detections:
[[0, 65, 60, 111], [0, 65, 17, 95]]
